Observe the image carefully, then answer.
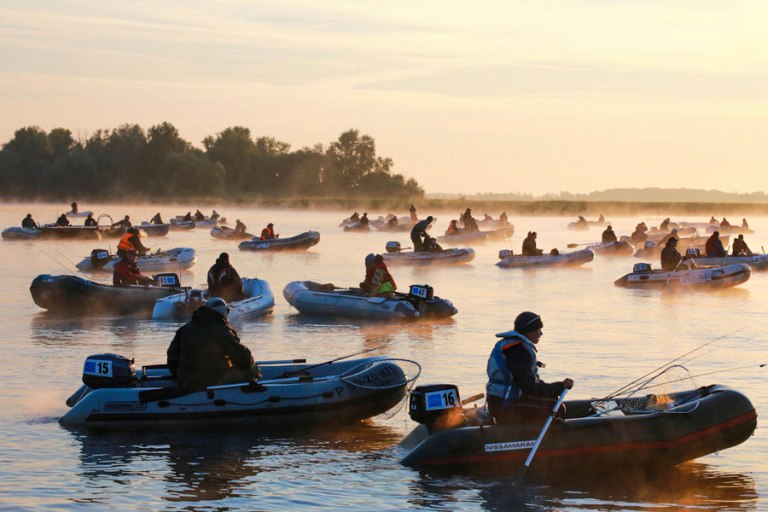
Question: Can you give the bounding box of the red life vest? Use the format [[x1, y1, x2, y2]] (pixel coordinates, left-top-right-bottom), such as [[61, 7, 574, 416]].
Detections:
[[117, 233, 136, 252], [260, 226, 275, 240]]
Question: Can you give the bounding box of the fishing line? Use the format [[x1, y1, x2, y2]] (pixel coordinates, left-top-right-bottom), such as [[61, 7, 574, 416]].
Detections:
[[628, 363, 765, 394], [600, 326, 749, 401]]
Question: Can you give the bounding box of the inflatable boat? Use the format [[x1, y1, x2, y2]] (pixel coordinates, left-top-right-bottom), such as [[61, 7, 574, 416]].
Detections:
[[30, 273, 188, 315], [634, 235, 730, 259], [1, 226, 40, 240], [38, 225, 101, 240], [399, 383, 756, 476], [210, 226, 256, 240], [496, 248, 594, 269], [60, 354, 420, 428], [169, 219, 195, 230], [690, 253, 768, 271], [437, 231, 489, 246], [152, 278, 275, 322], [342, 222, 371, 232], [283, 281, 458, 320], [382, 243, 475, 266], [75, 247, 197, 273], [587, 240, 635, 256], [137, 222, 170, 237], [484, 227, 515, 241], [614, 262, 751, 290], [238, 231, 321, 251]]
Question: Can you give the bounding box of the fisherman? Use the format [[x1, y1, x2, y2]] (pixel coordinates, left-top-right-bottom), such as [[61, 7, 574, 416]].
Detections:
[[410, 215, 434, 252], [166, 297, 261, 389], [359, 213, 369, 227], [55, 213, 70, 227], [360, 254, 396, 297], [210, 210, 220, 221], [742, 218, 749, 230], [598, 214, 605, 223], [660, 237, 691, 271], [21, 213, 39, 230], [70, 201, 78, 214], [183, 211, 193, 222], [659, 218, 671, 231], [630, 223, 648, 244], [260, 223, 278, 240], [111, 215, 132, 228], [117, 227, 150, 257], [499, 212, 509, 225], [720, 217, 732, 229], [705, 231, 727, 258], [732, 234, 753, 257], [207, 252, 244, 302], [150, 213, 164, 225], [709, 216, 718, 224], [409, 204, 417, 222], [194, 210, 205, 222], [461, 209, 479, 232], [349, 211, 360, 223], [521, 231, 543, 256], [447, 220, 460, 235], [84, 213, 97, 227], [113, 250, 154, 286], [601, 225, 617, 243], [485, 311, 574, 424], [234, 219, 247, 234]]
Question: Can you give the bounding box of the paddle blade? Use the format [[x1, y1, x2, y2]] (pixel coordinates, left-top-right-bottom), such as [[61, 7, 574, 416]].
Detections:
[[567, 243, 579, 248]]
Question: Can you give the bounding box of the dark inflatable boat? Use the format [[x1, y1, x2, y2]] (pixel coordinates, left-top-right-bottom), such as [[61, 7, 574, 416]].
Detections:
[[400, 384, 757, 476]]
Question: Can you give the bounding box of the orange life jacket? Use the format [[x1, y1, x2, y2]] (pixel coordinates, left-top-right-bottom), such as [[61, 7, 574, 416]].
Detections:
[[117, 233, 136, 252], [260, 226, 275, 240]]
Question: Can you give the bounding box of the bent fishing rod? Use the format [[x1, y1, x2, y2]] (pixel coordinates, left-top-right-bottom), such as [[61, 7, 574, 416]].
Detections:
[[600, 326, 749, 402], [283, 339, 409, 377], [625, 363, 765, 395]]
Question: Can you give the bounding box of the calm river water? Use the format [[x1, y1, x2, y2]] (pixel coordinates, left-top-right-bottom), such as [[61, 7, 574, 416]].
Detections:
[[0, 202, 766, 511]]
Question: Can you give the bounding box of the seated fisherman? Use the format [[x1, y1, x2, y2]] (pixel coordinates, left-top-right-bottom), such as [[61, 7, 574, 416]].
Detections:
[[485, 311, 574, 424], [166, 297, 261, 389], [113, 250, 154, 286]]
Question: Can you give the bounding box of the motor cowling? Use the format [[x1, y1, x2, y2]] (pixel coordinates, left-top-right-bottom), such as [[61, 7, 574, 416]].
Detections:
[[686, 248, 701, 257], [633, 262, 652, 273], [386, 241, 401, 253], [408, 284, 434, 301], [409, 384, 464, 432], [82, 353, 135, 388], [154, 273, 180, 287], [499, 249, 513, 259], [90, 249, 111, 269]]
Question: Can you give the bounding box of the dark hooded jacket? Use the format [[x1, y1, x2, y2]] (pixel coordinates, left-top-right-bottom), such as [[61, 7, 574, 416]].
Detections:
[[167, 307, 256, 389], [207, 258, 244, 302]]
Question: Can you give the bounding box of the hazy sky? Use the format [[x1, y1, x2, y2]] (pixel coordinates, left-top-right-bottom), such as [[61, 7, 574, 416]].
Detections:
[[2, 1, 767, 195]]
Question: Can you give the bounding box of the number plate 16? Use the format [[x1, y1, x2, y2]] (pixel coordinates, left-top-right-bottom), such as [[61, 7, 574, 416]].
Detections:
[[425, 389, 459, 410]]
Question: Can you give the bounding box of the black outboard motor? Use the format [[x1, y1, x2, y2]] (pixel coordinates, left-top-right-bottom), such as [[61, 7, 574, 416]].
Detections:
[[386, 241, 401, 253], [686, 248, 701, 258], [154, 273, 180, 287], [633, 262, 652, 273], [90, 249, 112, 269], [82, 353, 136, 389], [409, 384, 464, 432]]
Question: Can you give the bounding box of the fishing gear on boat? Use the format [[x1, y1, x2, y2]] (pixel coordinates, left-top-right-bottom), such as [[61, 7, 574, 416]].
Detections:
[[600, 327, 749, 402]]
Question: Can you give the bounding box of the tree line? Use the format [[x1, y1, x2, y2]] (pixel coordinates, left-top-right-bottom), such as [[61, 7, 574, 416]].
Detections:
[[0, 123, 424, 200]]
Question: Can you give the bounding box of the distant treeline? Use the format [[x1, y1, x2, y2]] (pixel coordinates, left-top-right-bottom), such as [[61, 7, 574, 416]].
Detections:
[[436, 188, 768, 204], [0, 124, 424, 201]]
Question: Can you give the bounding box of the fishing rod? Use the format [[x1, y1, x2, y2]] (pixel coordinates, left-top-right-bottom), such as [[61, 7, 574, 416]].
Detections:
[[600, 326, 749, 401], [626, 363, 765, 394], [282, 339, 407, 377]]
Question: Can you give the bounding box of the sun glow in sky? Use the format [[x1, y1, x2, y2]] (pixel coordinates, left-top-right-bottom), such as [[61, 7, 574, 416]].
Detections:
[[2, 1, 767, 195]]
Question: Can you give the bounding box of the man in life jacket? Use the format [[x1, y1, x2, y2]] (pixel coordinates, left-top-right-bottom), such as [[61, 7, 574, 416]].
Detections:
[[207, 252, 244, 302], [166, 297, 261, 389], [705, 231, 726, 257], [260, 223, 278, 240], [601, 225, 617, 243], [485, 311, 574, 424], [117, 228, 150, 257], [113, 250, 154, 286], [360, 254, 397, 297], [410, 215, 433, 252], [21, 213, 39, 230], [446, 220, 460, 235]]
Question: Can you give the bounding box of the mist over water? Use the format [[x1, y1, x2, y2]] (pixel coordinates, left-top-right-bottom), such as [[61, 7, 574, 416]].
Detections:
[[1, 201, 766, 510]]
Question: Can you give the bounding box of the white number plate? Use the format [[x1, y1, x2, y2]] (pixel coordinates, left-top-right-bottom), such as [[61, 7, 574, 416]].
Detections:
[[680, 270, 712, 285], [425, 389, 459, 410], [84, 359, 113, 377]]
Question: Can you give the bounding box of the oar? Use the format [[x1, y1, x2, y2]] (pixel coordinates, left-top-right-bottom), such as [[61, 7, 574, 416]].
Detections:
[[566, 242, 593, 249], [663, 254, 686, 287], [516, 388, 568, 482]]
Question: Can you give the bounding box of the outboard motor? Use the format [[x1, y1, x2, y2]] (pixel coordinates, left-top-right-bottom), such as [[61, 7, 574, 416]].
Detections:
[[408, 284, 434, 316], [154, 273, 180, 287], [686, 248, 701, 258], [498, 249, 513, 259], [633, 262, 652, 273], [90, 249, 111, 269], [386, 241, 402, 253], [82, 353, 136, 389], [409, 384, 464, 432], [644, 240, 656, 249]]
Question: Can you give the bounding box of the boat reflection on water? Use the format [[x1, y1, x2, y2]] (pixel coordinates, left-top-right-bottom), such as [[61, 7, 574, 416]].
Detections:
[[30, 313, 175, 347], [405, 462, 758, 511], [67, 423, 402, 503]]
